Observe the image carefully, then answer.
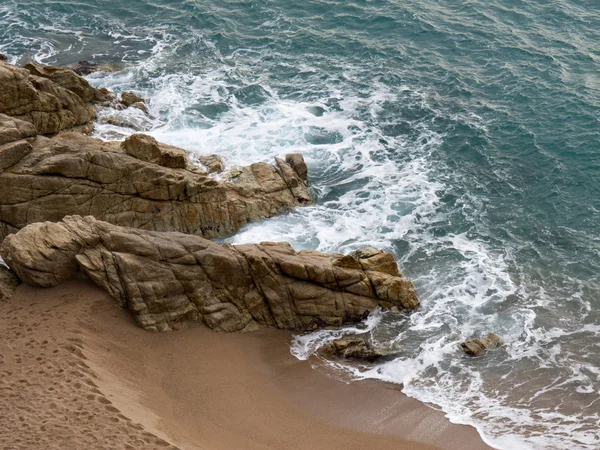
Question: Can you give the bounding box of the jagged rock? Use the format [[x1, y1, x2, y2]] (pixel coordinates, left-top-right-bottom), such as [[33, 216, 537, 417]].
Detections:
[[0, 54, 7, 62], [23, 62, 103, 104], [0, 265, 20, 301], [0, 130, 311, 241], [122, 133, 186, 169], [198, 154, 224, 173], [0, 60, 102, 135], [120, 92, 144, 108], [0, 216, 419, 332], [285, 153, 308, 181], [461, 333, 504, 357], [319, 337, 384, 362]]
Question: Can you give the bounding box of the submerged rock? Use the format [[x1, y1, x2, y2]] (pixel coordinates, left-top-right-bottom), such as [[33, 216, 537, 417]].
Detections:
[[71, 60, 121, 76], [71, 61, 99, 76], [0, 266, 20, 301], [0, 127, 311, 241], [319, 337, 384, 363], [461, 333, 504, 357], [1, 216, 419, 332]]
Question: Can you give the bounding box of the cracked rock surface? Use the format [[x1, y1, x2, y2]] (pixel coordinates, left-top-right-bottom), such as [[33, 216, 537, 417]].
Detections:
[[0, 125, 311, 241], [0, 60, 108, 135], [1, 216, 419, 332]]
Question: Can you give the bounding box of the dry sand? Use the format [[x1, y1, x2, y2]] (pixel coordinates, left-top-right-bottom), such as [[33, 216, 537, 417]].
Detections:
[[0, 280, 493, 450]]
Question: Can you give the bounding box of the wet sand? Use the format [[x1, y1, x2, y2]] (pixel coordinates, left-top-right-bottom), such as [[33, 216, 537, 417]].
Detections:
[[0, 280, 493, 450]]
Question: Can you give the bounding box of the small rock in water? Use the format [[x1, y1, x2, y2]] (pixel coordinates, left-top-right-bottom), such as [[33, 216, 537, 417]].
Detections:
[[71, 61, 99, 76], [0, 54, 7, 62], [120, 91, 145, 107], [319, 337, 384, 363], [461, 333, 504, 357], [199, 154, 225, 173]]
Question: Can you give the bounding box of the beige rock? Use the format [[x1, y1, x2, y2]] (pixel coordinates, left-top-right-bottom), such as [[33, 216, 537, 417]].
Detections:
[[122, 133, 187, 169], [461, 333, 504, 357], [0, 61, 100, 135], [1, 216, 419, 332], [120, 92, 144, 107], [0, 265, 20, 301], [0, 132, 311, 241]]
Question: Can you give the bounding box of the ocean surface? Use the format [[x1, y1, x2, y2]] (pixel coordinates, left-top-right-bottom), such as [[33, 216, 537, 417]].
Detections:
[[2, 0, 600, 448]]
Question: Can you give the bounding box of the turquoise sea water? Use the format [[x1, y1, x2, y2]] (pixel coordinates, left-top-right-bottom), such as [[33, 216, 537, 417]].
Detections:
[[2, 1, 600, 448]]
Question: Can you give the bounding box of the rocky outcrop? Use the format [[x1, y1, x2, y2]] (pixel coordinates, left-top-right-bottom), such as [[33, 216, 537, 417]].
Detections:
[[461, 334, 504, 357], [0, 60, 108, 135], [0, 265, 20, 301], [1, 216, 419, 332], [0, 123, 311, 241], [318, 337, 385, 362]]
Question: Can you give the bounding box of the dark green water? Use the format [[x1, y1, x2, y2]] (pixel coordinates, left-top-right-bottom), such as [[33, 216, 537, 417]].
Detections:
[[2, 1, 600, 448]]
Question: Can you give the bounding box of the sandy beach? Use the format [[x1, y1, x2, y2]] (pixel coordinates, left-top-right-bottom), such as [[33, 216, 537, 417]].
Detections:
[[0, 280, 492, 450]]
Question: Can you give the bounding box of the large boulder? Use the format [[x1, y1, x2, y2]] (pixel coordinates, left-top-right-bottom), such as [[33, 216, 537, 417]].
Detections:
[[0, 216, 419, 332], [0, 61, 105, 135], [0, 130, 311, 241]]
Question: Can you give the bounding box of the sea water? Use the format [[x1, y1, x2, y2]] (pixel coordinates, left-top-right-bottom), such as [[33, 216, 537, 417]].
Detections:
[[2, 1, 600, 448]]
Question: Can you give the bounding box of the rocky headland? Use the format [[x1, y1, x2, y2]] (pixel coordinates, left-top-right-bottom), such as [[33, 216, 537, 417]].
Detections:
[[0, 58, 418, 333], [0, 59, 311, 241]]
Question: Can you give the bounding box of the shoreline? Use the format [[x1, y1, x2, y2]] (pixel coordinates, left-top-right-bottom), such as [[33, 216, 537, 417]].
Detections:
[[1, 280, 492, 450]]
